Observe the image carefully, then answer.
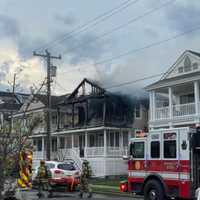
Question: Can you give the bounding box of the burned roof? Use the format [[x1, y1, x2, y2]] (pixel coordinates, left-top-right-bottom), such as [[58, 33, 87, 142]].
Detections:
[[66, 78, 105, 103]]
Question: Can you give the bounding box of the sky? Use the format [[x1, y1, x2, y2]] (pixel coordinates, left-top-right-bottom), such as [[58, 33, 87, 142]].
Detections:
[[0, 0, 200, 96]]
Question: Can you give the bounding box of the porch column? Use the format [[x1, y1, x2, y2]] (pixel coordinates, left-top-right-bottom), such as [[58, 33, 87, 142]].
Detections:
[[152, 91, 156, 120], [149, 92, 153, 120], [57, 137, 60, 150], [72, 134, 74, 149], [120, 130, 123, 149], [194, 81, 199, 115], [168, 87, 173, 119], [120, 130, 123, 156], [85, 132, 88, 158], [42, 137, 45, 159], [104, 129, 107, 157]]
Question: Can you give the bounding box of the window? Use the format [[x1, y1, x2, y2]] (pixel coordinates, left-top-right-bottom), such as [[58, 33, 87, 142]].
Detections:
[[184, 65, 191, 72], [58, 163, 76, 171], [108, 131, 120, 147], [178, 67, 184, 73], [33, 139, 37, 146], [180, 94, 194, 104], [123, 131, 129, 147], [110, 131, 115, 147], [97, 133, 104, 147], [52, 114, 57, 125], [59, 137, 65, 149], [164, 140, 176, 158], [37, 139, 42, 151], [52, 138, 57, 152], [45, 163, 55, 169], [193, 63, 199, 70], [89, 135, 95, 147], [130, 142, 144, 158], [66, 136, 72, 148], [184, 56, 192, 72], [135, 104, 141, 118], [151, 141, 160, 158], [115, 132, 119, 147]]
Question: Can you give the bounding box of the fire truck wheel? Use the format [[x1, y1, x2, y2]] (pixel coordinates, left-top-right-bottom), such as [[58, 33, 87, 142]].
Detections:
[[144, 180, 165, 200]]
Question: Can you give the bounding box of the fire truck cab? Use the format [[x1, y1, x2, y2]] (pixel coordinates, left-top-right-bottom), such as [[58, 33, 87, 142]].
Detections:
[[121, 127, 200, 200]]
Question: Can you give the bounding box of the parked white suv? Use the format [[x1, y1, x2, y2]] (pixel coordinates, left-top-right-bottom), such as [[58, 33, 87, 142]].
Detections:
[[33, 160, 80, 191]]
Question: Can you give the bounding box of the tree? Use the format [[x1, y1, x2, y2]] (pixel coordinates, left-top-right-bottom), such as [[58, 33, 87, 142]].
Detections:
[[0, 113, 41, 199], [0, 81, 46, 199]]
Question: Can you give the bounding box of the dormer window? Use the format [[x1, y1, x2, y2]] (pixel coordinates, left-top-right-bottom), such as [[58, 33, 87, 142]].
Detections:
[[178, 67, 184, 73], [193, 62, 198, 70], [184, 56, 192, 72], [178, 56, 198, 74]]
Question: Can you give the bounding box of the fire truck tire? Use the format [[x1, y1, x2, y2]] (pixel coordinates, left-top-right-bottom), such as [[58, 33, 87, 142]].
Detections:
[[144, 180, 166, 200]]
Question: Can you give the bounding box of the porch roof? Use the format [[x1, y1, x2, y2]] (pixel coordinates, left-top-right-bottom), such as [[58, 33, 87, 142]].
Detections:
[[145, 71, 200, 91], [51, 126, 130, 136]]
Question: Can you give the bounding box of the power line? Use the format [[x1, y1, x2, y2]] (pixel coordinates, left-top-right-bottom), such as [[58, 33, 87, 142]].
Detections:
[[95, 24, 200, 65], [63, 0, 176, 55], [34, 0, 140, 52], [54, 79, 68, 93], [104, 73, 164, 89], [54, 72, 163, 93], [59, 23, 200, 75]]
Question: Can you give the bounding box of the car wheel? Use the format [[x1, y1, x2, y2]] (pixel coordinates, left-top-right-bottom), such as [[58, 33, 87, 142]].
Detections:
[[144, 180, 166, 200]]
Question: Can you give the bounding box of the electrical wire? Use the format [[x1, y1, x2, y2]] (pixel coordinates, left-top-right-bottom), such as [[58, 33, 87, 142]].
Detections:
[[59, 23, 200, 75], [94, 25, 200, 65], [34, 0, 140, 52], [54, 72, 163, 93], [63, 0, 176, 55], [104, 73, 164, 89]]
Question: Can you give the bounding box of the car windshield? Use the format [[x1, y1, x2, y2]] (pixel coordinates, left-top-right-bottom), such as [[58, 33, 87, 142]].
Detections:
[[46, 163, 55, 169], [58, 163, 76, 171]]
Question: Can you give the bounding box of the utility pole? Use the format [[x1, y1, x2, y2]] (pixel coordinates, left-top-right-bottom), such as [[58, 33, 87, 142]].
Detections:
[[33, 50, 61, 161], [12, 73, 16, 94]]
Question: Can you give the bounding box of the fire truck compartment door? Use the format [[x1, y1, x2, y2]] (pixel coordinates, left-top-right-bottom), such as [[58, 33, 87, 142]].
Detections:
[[191, 133, 200, 149]]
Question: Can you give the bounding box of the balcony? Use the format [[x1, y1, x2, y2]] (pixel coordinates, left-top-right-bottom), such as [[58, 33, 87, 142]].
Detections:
[[153, 102, 198, 124]]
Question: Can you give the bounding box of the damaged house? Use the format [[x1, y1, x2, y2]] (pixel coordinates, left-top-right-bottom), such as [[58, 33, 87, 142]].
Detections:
[[15, 78, 148, 177]]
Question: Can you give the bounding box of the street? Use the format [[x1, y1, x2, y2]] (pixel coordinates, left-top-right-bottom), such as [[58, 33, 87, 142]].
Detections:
[[17, 190, 142, 200]]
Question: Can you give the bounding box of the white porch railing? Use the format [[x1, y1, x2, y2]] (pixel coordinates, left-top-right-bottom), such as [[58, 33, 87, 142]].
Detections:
[[155, 107, 169, 119], [173, 102, 195, 117], [33, 151, 46, 160], [85, 147, 104, 157], [107, 147, 121, 157], [85, 147, 127, 157], [33, 147, 127, 168], [154, 102, 197, 120]]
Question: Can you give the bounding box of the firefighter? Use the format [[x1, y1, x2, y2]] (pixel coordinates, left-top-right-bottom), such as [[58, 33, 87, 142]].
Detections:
[[36, 160, 52, 198], [79, 160, 92, 199]]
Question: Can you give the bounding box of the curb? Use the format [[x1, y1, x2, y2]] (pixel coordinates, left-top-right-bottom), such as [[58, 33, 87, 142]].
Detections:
[[91, 185, 142, 198], [93, 190, 142, 198]]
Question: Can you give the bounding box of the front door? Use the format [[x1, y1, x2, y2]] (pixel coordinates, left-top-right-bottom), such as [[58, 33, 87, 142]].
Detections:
[[79, 135, 85, 157]]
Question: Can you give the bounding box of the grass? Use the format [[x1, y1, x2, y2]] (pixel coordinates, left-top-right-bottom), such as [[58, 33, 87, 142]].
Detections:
[[90, 176, 127, 194]]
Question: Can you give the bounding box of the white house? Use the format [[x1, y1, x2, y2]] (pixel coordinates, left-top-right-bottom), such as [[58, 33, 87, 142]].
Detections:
[[146, 50, 200, 129], [16, 79, 148, 177]]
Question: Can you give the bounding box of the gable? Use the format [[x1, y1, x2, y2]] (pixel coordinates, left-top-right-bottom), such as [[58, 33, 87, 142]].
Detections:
[[68, 78, 105, 99], [161, 50, 200, 80]]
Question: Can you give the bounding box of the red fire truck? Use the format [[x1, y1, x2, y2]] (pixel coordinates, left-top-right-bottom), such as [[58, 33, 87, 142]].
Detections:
[[120, 127, 200, 200]]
